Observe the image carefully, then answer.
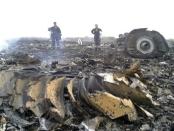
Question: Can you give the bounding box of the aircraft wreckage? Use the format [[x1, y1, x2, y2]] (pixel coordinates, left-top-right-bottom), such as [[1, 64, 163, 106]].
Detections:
[[0, 62, 156, 130], [0, 29, 173, 130]]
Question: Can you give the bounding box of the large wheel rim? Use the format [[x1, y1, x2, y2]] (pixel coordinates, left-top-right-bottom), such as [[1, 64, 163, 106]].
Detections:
[[136, 37, 155, 54]]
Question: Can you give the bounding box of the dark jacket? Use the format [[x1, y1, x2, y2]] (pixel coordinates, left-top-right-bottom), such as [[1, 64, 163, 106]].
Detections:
[[48, 26, 61, 39], [91, 28, 102, 38]]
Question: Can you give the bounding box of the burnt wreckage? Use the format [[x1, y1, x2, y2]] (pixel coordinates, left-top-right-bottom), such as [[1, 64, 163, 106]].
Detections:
[[116, 28, 169, 58], [0, 29, 173, 130]]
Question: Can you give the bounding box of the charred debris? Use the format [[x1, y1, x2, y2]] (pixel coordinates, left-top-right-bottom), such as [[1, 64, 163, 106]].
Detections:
[[0, 29, 174, 131]]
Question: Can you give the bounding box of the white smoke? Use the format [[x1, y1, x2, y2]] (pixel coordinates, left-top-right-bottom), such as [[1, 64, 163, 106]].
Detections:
[[0, 37, 20, 51], [0, 38, 9, 51]]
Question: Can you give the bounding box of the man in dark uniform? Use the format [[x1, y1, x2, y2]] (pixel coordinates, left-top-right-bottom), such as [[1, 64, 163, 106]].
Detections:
[[91, 24, 102, 49], [48, 22, 61, 49]]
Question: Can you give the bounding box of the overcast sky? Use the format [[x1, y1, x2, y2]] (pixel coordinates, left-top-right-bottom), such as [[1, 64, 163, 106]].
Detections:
[[0, 0, 174, 40]]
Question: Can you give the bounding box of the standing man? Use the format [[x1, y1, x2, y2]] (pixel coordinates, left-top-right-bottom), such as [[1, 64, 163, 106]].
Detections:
[[48, 22, 61, 49], [91, 24, 102, 49]]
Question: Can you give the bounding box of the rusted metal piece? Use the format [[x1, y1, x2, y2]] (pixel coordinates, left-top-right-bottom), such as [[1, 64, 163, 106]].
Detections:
[[88, 91, 137, 121]]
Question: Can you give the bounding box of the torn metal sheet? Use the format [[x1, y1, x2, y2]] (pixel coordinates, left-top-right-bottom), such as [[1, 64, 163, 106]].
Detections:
[[11, 79, 29, 109], [67, 79, 91, 115], [0, 71, 15, 97], [45, 77, 66, 119], [98, 73, 118, 84], [0, 69, 66, 122], [104, 81, 153, 106], [77, 76, 105, 108], [13, 75, 66, 120], [79, 74, 153, 106], [67, 79, 76, 102], [26, 99, 51, 117], [78, 74, 153, 111], [11, 94, 24, 109], [125, 60, 141, 77], [85, 75, 104, 93], [15, 79, 28, 94], [27, 81, 42, 101], [113, 61, 142, 85], [113, 73, 130, 85], [88, 91, 138, 121]]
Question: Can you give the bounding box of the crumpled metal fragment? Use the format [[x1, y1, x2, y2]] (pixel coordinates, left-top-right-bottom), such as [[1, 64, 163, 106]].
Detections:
[[25, 76, 66, 121], [45, 77, 66, 120], [88, 91, 138, 121], [104, 81, 153, 106], [0, 71, 15, 97], [0, 69, 66, 122], [67, 69, 155, 121], [68, 75, 140, 121], [0, 60, 156, 129]]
